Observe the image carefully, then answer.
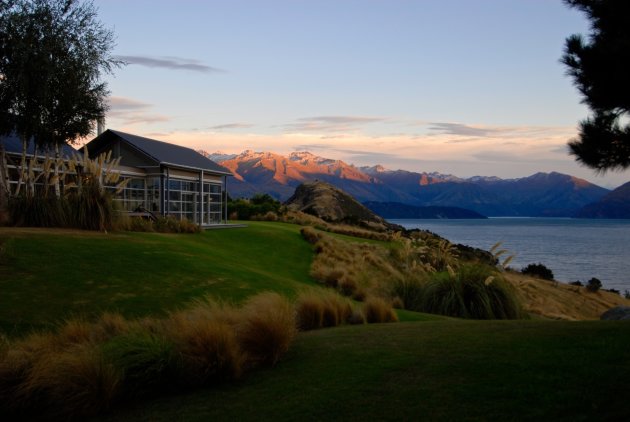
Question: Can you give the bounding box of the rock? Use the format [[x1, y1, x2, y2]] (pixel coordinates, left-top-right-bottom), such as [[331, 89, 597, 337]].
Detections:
[[284, 180, 402, 231], [600, 306, 630, 320]]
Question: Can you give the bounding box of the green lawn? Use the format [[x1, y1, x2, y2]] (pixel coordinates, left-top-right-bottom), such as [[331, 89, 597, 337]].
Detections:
[[0, 222, 315, 334], [2, 222, 629, 421], [97, 320, 630, 421]]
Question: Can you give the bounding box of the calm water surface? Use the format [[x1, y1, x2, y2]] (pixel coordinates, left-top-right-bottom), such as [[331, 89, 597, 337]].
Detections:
[[390, 218, 630, 292]]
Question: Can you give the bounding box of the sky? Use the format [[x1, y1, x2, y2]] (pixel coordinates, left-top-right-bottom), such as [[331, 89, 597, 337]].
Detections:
[[92, 0, 627, 188]]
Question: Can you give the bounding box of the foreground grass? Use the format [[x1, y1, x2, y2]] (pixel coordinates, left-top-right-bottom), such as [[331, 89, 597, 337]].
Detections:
[[0, 222, 315, 334], [97, 320, 630, 421]]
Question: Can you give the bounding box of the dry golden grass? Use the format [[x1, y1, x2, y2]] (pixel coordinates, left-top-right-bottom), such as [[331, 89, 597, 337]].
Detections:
[[307, 232, 404, 299], [363, 297, 399, 323], [0, 292, 301, 419], [295, 289, 360, 331], [166, 314, 243, 385], [237, 293, 296, 367], [505, 271, 630, 320]]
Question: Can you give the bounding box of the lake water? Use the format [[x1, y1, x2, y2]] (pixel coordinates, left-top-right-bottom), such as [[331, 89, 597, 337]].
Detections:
[[390, 218, 630, 292]]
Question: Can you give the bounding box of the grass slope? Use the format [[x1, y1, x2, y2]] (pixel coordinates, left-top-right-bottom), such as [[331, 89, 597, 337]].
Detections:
[[98, 321, 630, 421], [0, 223, 314, 334]]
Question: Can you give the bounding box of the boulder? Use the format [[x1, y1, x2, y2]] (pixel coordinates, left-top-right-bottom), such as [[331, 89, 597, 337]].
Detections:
[[600, 306, 630, 321]]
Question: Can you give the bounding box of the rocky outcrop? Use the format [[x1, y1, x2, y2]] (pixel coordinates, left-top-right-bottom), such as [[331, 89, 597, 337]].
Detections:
[[600, 306, 630, 320], [284, 180, 400, 231]]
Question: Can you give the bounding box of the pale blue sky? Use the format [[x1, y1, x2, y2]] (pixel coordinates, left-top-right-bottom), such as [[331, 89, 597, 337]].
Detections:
[[93, 0, 627, 188]]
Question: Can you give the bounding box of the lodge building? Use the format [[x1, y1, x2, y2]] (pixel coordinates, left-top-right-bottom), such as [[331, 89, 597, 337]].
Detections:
[[1, 129, 232, 227]]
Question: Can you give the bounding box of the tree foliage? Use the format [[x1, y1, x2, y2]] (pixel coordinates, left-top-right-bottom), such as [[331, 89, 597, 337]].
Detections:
[[0, 0, 121, 149], [562, 0, 630, 171]]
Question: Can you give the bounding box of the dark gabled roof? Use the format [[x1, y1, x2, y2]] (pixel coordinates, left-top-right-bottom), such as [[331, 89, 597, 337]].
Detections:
[[88, 129, 231, 175], [0, 132, 80, 158]]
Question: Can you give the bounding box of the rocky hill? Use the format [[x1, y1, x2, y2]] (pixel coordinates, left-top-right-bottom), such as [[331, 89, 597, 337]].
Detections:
[[204, 150, 613, 217], [575, 181, 630, 218], [285, 180, 397, 230]]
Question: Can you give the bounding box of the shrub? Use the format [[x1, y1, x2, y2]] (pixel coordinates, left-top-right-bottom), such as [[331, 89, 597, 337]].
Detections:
[[227, 194, 281, 221], [295, 290, 356, 330], [152, 216, 201, 233], [21, 343, 120, 419], [300, 226, 322, 244], [569, 280, 583, 287], [101, 332, 178, 398], [521, 263, 554, 281], [586, 277, 602, 293], [390, 277, 425, 311], [166, 314, 243, 386], [237, 293, 296, 367], [421, 264, 523, 320], [295, 295, 325, 331], [363, 297, 398, 323], [625, 290, 630, 300]]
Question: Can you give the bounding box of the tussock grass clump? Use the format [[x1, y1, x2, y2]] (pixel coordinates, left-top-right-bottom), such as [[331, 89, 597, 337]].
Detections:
[[307, 232, 405, 299], [0, 292, 299, 419], [238, 293, 296, 367], [421, 264, 523, 320], [295, 290, 358, 331], [390, 277, 426, 311], [168, 317, 243, 386], [101, 332, 178, 398], [300, 226, 323, 244], [363, 297, 398, 323]]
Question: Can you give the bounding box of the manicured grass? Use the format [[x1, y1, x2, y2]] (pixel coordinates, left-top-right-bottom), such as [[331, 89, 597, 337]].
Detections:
[[97, 320, 630, 421], [0, 222, 316, 334], [3, 222, 629, 421]]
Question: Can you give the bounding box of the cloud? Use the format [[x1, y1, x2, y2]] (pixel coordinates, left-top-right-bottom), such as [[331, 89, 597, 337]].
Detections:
[[429, 122, 503, 137], [108, 96, 152, 111], [209, 123, 254, 130], [105, 96, 171, 126], [285, 116, 387, 133], [115, 55, 224, 73]]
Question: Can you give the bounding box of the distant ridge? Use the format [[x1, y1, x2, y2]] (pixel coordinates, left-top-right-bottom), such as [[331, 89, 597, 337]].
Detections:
[[201, 149, 613, 217], [575, 181, 630, 218], [363, 201, 487, 219]]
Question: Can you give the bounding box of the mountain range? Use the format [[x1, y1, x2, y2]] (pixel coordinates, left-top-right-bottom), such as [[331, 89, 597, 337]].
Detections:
[[201, 150, 620, 217]]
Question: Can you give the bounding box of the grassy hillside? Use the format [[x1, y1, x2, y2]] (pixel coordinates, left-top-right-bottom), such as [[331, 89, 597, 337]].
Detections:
[[0, 223, 316, 334], [2, 222, 630, 420]]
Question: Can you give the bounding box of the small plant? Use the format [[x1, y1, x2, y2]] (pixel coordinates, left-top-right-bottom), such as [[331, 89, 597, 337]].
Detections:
[[521, 263, 554, 281], [363, 297, 398, 323], [421, 263, 523, 320], [569, 280, 583, 287], [585, 277, 602, 293], [489, 242, 515, 270], [237, 293, 296, 367]]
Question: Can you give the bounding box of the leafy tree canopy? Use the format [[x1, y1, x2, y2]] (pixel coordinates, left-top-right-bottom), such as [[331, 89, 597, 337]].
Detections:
[[562, 0, 630, 172], [0, 0, 121, 150]]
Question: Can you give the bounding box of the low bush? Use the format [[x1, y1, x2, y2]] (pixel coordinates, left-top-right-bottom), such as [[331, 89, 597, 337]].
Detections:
[[586, 277, 602, 293], [0, 292, 298, 419], [295, 290, 365, 330], [521, 263, 554, 281], [238, 293, 296, 367], [228, 194, 281, 220], [166, 314, 243, 386], [101, 332, 178, 398], [421, 264, 523, 320], [363, 297, 398, 323], [389, 277, 425, 311], [569, 280, 583, 287]]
